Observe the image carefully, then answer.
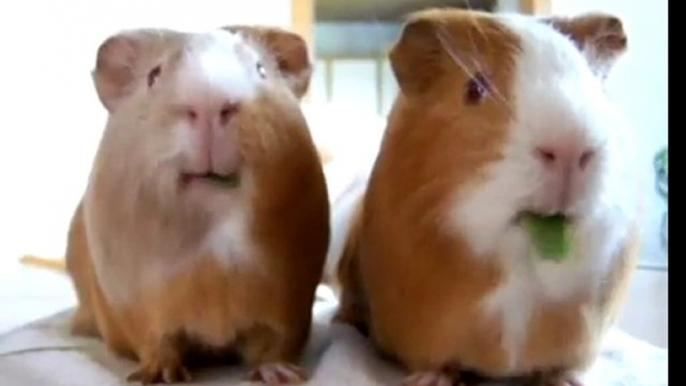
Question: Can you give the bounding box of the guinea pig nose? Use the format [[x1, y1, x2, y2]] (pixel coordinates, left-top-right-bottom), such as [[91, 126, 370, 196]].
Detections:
[[185, 108, 199, 122], [535, 147, 557, 165], [219, 102, 240, 126], [535, 146, 596, 171], [579, 150, 595, 170], [182, 102, 240, 128]]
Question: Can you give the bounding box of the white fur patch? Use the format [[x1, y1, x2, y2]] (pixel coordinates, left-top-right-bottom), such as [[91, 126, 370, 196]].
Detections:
[[447, 15, 640, 370], [204, 205, 257, 270], [174, 30, 260, 106], [196, 171, 259, 271]]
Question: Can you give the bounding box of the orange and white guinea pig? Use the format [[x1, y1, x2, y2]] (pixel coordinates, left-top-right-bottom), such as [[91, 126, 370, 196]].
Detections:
[[65, 25, 329, 385], [332, 8, 642, 386]]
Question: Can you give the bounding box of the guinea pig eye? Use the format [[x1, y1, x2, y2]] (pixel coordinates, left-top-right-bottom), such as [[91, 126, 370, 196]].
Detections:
[[256, 62, 266, 79], [465, 72, 490, 105], [147, 65, 162, 88]]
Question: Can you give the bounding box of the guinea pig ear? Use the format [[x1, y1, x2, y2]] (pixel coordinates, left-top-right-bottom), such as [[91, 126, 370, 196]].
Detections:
[[540, 13, 628, 80], [389, 17, 445, 95], [92, 29, 178, 111], [224, 26, 313, 99]]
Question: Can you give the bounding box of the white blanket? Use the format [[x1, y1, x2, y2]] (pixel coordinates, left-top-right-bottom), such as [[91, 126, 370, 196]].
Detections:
[[0, 288, 669, 386]]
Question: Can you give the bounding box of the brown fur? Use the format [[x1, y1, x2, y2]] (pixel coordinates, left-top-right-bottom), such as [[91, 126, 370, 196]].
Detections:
[[66, 26, 329, 384], [334, 8, 639, 384], [337, 9, 519, 374], [222, 25, 313, 99]]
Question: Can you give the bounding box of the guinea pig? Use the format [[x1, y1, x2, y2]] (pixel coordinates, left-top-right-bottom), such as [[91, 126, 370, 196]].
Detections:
[[65, 25, 329, 385], [332, 9, 642, 386]]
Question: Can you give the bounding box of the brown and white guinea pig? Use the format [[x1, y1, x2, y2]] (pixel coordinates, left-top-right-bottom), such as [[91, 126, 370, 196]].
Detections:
[[65, 25, 329, 385], [332, 8, 643, 386]]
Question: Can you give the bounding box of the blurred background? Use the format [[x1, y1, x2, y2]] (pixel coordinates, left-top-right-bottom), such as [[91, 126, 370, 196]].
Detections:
[[0, 0, 667, 348]]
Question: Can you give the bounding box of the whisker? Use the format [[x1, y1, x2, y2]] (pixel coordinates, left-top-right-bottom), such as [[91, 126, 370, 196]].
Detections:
[[434, 24, 478, 80], [433, 24, 513, 114], [467, 26, 512, 108]]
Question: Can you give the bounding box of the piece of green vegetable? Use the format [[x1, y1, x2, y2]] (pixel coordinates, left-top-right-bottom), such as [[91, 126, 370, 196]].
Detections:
[[522, 213, 573, 262], [206, 172, 240, 188]]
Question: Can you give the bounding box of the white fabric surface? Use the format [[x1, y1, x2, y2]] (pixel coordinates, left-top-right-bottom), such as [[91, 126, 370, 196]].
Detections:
[[0, 288, 669, 386]]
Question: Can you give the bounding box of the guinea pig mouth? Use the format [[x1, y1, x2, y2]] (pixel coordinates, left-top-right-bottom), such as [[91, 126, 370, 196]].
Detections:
[[513, 210, 576, 226], [180, 172, 241, 188]]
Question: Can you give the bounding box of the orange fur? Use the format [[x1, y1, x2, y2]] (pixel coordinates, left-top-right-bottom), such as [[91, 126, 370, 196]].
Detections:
[[334, 8, 640, 385], [66, 26, 329, 384], [338, 9, 519, 374], [222, 25, 314, 99]]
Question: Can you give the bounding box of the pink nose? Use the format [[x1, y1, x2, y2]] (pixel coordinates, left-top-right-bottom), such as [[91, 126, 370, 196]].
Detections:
[[534, 145, 595, 213], [182, 100, 242, 176], [184, 102, 240, 128], [534, 147, 595, 171]]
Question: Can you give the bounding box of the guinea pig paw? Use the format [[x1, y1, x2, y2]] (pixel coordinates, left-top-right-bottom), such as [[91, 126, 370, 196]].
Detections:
[[537, 375, 583, 386], [558, 379, 583, 386], [126, 363, 192, 384], [402, 371, 455, 386], [250, 363, 307, 385]]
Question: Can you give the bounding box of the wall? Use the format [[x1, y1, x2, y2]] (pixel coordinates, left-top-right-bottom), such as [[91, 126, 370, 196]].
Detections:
[[0, 0, 293, 263], [310, 22, 401, 115]]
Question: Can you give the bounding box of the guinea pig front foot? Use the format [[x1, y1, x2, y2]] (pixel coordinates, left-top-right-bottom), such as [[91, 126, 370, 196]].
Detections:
[[545, 378, 583, 386], [401, 371, 460, 386], [126, 362, 192, 384], [249, 362, 307, 385]]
